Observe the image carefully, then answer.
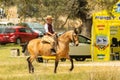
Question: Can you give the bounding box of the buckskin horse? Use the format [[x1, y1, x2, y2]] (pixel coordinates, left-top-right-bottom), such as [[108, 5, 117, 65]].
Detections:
[[25, 28, 80, 73]]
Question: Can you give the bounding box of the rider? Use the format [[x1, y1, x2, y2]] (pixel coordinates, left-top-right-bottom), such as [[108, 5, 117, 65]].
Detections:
[[41, 15, 57, 54], [22, 15, 57, 54]]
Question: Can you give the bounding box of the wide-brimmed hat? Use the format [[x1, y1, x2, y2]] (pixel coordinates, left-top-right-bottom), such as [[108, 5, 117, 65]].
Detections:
[[44, 15, 54, 20]]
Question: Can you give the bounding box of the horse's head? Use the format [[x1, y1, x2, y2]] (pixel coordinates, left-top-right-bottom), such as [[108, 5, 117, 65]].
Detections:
[[71, 28, 80, 46], [58, 27, 81, 46]]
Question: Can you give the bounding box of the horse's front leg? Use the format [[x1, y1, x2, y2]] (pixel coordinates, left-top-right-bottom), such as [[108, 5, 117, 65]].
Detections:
[[69, 58, 74, 71], [54, 58, 59, 73], [66, 55, 74, 71]]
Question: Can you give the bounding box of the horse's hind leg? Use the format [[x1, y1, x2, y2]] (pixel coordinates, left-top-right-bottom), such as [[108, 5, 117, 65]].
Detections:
[[54, 59, 59, 73], [27, 57, 31, 73], [27, 57, 34, 73], [69, 58, 74, 71]]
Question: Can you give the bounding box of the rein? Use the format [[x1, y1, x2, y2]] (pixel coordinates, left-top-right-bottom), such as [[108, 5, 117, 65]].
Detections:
[[58, 30, 78, 44], [72, 32, 76, 43]]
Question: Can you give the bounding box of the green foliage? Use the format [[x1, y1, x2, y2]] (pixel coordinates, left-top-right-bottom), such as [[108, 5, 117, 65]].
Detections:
[[75, 0, 89, 21], [0, 0, 15, 6], [96, 0, 118, 10], [0, 0, 119, 19], [0, 0, 119, 31], [17, 0, 41, 18]]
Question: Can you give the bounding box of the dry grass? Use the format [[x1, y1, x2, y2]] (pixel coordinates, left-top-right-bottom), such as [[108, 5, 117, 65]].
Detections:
[[0, 44, 120, 80]]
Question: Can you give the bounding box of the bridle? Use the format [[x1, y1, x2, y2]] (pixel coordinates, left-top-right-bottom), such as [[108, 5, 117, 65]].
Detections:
[[72, 32, 78, 44]]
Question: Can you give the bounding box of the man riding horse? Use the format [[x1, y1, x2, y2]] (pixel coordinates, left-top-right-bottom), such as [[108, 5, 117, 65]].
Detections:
[[41, 15, 57, 55], [22, 15, 57, 54]]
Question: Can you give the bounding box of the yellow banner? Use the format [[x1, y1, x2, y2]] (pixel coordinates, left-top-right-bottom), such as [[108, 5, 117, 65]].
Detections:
[[92, 12, 110, 61], [91, 1, 120, 61]]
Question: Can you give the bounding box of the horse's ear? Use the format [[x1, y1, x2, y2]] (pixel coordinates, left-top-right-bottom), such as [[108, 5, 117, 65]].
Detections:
[[74, 27, 81, 34]]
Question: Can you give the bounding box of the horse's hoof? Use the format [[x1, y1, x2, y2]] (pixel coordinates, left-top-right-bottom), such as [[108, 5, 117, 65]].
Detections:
[[29, 70, 34, 74], [54, 71, 57, 73], [29, 71, 34, 74], [29, 71, 32, 73], [69, 68, 73, 71]]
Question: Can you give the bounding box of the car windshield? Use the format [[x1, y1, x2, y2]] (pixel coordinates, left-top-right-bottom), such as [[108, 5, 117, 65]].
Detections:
[[26, 22, 45, 33], [33, 28, 44, 31], [79, 35, 91, 43], [27, 23, 43, 28], [16, 22, 45, 34]]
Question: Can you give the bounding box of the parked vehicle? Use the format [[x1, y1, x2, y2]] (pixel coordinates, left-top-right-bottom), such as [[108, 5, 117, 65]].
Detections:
[[69, 35, 91, 61], [0, 22, 15, 33], [0, 26, 39, 45], [16, 22, 45, 37], [60, 35, 91, 62]]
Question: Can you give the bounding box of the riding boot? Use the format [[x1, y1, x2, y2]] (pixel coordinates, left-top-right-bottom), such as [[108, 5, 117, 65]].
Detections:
[[51, 48, 56, 53], [51, 48, 56, 55]]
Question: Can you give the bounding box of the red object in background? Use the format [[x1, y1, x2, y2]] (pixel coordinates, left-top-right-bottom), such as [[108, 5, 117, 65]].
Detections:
[[0, 26, 39, 45]]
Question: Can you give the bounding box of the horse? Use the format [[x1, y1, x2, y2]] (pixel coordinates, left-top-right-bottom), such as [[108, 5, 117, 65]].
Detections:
[[26, 28, 80, 73]]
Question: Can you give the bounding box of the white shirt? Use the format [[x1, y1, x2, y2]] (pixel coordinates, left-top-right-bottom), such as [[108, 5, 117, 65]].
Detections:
[[44, 23, 54, 33]]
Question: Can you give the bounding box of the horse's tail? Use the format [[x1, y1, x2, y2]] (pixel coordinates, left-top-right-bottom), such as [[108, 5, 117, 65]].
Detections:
[[22, 42, 29, 53]]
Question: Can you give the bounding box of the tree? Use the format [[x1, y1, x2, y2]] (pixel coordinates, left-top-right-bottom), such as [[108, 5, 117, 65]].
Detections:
[[0, 0, 119, 36], [74, 0, 119, 37]]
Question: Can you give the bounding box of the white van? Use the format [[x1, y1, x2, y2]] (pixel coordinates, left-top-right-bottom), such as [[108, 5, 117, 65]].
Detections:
[[69, 35, 91, 61]]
